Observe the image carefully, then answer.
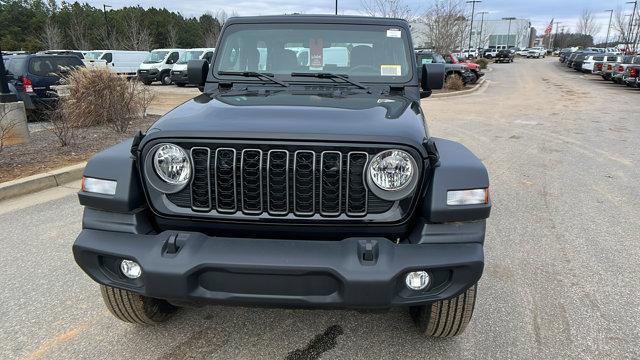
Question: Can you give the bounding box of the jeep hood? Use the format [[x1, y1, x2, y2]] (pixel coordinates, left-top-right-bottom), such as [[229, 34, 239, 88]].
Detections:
[[146, 91, 428, 156]]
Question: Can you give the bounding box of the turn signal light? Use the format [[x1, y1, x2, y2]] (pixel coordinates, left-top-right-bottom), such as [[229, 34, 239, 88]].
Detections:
[[82, 176, 117, 195], [447, 188, 489, 206]]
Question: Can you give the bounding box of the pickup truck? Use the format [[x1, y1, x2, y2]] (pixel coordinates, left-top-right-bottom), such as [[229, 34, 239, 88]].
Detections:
[[611, 55, 640, 84], [527, 48, 546, 58], [623, 64, 640, 87], [592, 54, 622, 78], [72, 14, 491, 338], [494, 49, 514, 63], [416, 50, 476, 84]]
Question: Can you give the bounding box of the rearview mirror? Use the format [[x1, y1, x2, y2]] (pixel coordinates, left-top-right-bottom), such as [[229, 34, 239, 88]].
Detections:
[[420, 63, 445, 98], [188, 59, 209, 91]]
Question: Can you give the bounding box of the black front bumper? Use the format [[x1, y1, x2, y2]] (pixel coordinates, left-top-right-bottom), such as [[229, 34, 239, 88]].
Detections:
[[170, 70, 188, 84], [137, 69, 160, 82], [73, 229, 483, 308]]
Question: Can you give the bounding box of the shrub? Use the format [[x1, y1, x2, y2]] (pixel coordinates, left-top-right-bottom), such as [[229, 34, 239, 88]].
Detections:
[[445, 74, 465, 91], [58, 67, 156, 133], [473, 58, 489, 69]]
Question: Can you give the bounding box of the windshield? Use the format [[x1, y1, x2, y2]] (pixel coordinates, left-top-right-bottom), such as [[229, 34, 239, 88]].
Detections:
[[144, 51, 169, 63], [213, 23, 412, 83], [177, 50, 203, 64], [84, 51, 104, 60]]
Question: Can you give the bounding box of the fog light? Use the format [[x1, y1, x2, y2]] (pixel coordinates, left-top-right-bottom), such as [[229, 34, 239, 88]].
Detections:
[[120, 260, 142, 279], [405, 271, 430, 290]]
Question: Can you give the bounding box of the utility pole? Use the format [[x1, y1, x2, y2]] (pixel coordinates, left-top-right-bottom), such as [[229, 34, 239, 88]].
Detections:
[[502, 17, 516, 49], [476, 11, 489, 49], [604, 9, 614, 48], [0, 42, 18, 103], [627, 1, 638, 52], [335, 0, 338, 15], [466, 1, 481, 53], [103, 4, 112, 35]]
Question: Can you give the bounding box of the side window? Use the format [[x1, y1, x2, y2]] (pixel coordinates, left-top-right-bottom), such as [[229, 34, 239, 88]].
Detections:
[[203, 52, 213, 63], [167, 52, 179, 64], [101, 52, 113, 63]]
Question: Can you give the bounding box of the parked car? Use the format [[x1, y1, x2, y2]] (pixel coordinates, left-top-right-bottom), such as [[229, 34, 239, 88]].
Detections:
[[494, 49, 514, 63], [461, 49, 479, 59], [444, 53, 484, 82], [73, 14, 491, 338], [3, 54, 84, 115], [416, 50, 475, 84], [483, 48, 499, 59], [84, 50, 150, 77], [592, 54, 622, 78], [526, 48, 545, 58], [572, 52, 598, 71], [170, 48, 215, 87], [623, 65, 640, 87], [137, 48, 185, 85], [566, 52, 581, 68], [579, 54, 601, 73], [558, 48, 574, 63], [516, 48, 530, 57], [611, 55, 640, 84]]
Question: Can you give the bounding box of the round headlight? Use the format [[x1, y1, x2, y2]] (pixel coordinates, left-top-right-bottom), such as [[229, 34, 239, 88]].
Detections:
[[153, 144, 191, 185], [369, 150, 415, 191]]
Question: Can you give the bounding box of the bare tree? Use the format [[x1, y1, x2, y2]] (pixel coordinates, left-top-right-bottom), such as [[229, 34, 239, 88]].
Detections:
[[167, 25, 179, 48], [215, 9, 238, 25], [121, 14, 152, 51], [68, 17, 92, 50], [39, 17, 63, 49], [361, 0, 412, 20], [416, 0, 467, 53], [576, 9, 602, 37]]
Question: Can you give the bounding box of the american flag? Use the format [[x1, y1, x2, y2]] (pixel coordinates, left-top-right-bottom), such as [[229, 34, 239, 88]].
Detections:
[[544, 19, 554, 36]]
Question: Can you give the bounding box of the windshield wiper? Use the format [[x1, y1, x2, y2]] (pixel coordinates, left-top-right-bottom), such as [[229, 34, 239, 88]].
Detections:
[[290, 72, 369, 91], [218, 71, 289, 87]]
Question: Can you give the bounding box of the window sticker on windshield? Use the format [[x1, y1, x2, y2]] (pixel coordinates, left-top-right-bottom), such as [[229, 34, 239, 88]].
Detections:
[[421, 58, 433, 64], [381, 65, 402, 76], [309, 38, 324, 70], [387, 29, 402, 38]]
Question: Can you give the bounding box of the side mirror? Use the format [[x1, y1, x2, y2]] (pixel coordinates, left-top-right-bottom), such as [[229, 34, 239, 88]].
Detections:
[[188, 59, 208, 91], [420, 63, 445, 98]]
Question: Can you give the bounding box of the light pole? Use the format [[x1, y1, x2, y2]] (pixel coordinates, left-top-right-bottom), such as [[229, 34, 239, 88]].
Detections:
[[502, 17, 516, 49], [335, 0, 338, 15], [476, 11, 489, 49], [466, 1, 481, 53], [627, 1, 638, 51], [604, 9, 614, 48]]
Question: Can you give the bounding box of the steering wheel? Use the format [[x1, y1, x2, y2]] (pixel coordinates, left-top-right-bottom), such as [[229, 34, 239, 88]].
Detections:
[[349, 65, 377, 74]]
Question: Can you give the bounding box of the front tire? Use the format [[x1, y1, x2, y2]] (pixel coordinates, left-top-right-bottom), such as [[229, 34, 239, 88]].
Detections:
[[161, 73, 172, 86], [410, 284, 477, 337], [100, 285, 177, 325]]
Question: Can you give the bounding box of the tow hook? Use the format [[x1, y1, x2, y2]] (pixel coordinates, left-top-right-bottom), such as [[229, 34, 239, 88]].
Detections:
[[163, 233, 188, 256]]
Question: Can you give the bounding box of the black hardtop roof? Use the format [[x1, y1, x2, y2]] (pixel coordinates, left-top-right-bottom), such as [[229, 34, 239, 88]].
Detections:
[[225, 14, 410, 27]]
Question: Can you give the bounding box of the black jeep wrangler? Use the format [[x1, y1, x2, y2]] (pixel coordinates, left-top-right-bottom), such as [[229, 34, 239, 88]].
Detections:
[[73, 15, 491, 337]]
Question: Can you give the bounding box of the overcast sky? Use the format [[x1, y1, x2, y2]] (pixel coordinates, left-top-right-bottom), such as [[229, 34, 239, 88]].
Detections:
[[78, 0, 638, 41]]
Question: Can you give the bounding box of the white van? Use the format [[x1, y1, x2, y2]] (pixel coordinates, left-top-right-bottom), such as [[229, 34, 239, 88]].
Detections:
[[170, 48, 215, 87], [137, 49, 185, 85], [85, 50, 149, 77]]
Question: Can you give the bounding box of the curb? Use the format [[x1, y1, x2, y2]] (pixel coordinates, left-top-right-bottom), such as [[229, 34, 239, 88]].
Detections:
[[0, 162, 86, 201], [431, 77, 487, 98]]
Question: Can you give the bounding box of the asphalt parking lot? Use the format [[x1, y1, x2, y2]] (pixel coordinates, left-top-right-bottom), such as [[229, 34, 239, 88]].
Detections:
[[1, 57, 639, 359]]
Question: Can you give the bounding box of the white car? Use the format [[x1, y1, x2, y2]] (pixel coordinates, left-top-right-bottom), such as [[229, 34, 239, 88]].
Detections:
[[527, 48, 546, 58], [516, 48, 530, 57], [462, 49, 479, 59], [170, 48, 215, 86], [137, 48, 186, 85], [84, 50, 150, 77]]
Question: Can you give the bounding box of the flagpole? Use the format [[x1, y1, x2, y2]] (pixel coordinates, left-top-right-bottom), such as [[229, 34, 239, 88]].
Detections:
[[546, 19, 554, 50]]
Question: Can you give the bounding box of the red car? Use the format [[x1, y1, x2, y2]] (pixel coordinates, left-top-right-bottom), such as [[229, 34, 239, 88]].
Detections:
[[445, 53, 484, 80]]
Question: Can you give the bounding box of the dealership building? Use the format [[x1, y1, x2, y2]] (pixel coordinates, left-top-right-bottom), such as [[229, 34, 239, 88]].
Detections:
[[411, 17, 533, 50]]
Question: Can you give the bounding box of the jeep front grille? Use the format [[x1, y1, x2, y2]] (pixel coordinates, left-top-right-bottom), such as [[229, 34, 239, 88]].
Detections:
[[151, 142, 419, 221]]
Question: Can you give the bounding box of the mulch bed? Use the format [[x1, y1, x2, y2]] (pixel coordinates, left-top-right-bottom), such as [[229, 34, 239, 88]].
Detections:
[[0, 116, 159, 183]]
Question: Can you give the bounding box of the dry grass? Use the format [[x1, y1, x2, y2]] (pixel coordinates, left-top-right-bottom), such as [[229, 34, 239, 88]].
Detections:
[[445, 74, 465, 91], [473, 58, 489, 69]]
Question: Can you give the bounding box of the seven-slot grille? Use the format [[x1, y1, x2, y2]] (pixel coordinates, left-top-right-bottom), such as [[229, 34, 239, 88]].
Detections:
[[165, 144, 395, 218]]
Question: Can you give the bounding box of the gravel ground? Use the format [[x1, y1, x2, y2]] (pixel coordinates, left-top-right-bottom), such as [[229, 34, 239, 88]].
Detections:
[[1, 58, 639, 360]]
